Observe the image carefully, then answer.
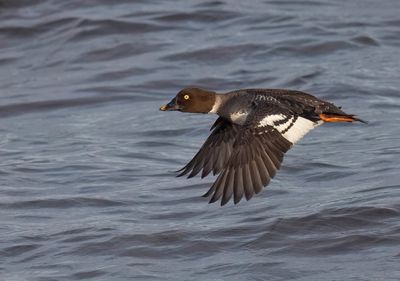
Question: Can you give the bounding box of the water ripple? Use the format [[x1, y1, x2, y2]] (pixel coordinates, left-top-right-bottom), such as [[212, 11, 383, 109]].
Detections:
[[1, 0, 400, 280]]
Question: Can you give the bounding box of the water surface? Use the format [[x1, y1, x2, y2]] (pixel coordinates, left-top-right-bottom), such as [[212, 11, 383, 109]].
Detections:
[[1, 0, 400, 280]]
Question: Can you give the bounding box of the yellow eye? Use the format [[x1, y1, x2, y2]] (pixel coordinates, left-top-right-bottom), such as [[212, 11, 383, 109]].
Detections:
[[184, 94, 190, 100]]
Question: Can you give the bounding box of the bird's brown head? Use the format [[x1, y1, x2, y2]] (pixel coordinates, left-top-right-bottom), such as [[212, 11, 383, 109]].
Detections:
[[159, 88, 216, 113]]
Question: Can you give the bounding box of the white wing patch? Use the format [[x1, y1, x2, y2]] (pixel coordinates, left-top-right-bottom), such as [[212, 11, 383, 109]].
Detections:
[[259, 114, 287, 127], [282, 117, 322, 143], [259, 115, 322, 144]]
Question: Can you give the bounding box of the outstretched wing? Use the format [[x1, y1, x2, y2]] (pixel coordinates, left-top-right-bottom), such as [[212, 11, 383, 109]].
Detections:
[[180, 97, 322, 205], [177, 117, 240, 178], [203, 124, 292, 205]]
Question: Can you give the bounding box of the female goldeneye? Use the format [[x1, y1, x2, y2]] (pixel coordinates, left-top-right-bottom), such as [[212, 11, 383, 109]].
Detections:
[[160, 88, 366, 206]]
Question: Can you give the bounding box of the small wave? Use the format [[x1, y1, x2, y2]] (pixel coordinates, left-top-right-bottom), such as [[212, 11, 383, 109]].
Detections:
[[153, 9, 240, 23], [1, 244, 41, 258], [162, 43, 266, 64], [350, 35, 380, 46], [0, 96, 134, 118], [72, 42, 166, 63], [3, 197, 126, 209], [70, 19, 169, 42], [268, 40, 358, 56]]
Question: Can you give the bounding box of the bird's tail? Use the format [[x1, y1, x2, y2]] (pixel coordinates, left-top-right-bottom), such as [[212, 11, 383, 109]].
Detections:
[[319, 113, 367, 124]]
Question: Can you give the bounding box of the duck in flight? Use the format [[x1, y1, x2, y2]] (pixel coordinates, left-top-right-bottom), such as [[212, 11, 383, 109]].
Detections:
[[160, 88, 366, 206]]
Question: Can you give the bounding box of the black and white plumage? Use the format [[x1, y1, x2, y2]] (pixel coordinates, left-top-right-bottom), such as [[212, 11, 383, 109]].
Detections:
[[160, 88, 366, 205]]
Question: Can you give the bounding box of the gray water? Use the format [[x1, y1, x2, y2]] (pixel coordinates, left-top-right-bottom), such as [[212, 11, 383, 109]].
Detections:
[[1, 0, 400, 280]]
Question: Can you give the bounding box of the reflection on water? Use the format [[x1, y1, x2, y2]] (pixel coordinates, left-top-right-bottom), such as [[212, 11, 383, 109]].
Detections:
[[1, 0, 400, 280]]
